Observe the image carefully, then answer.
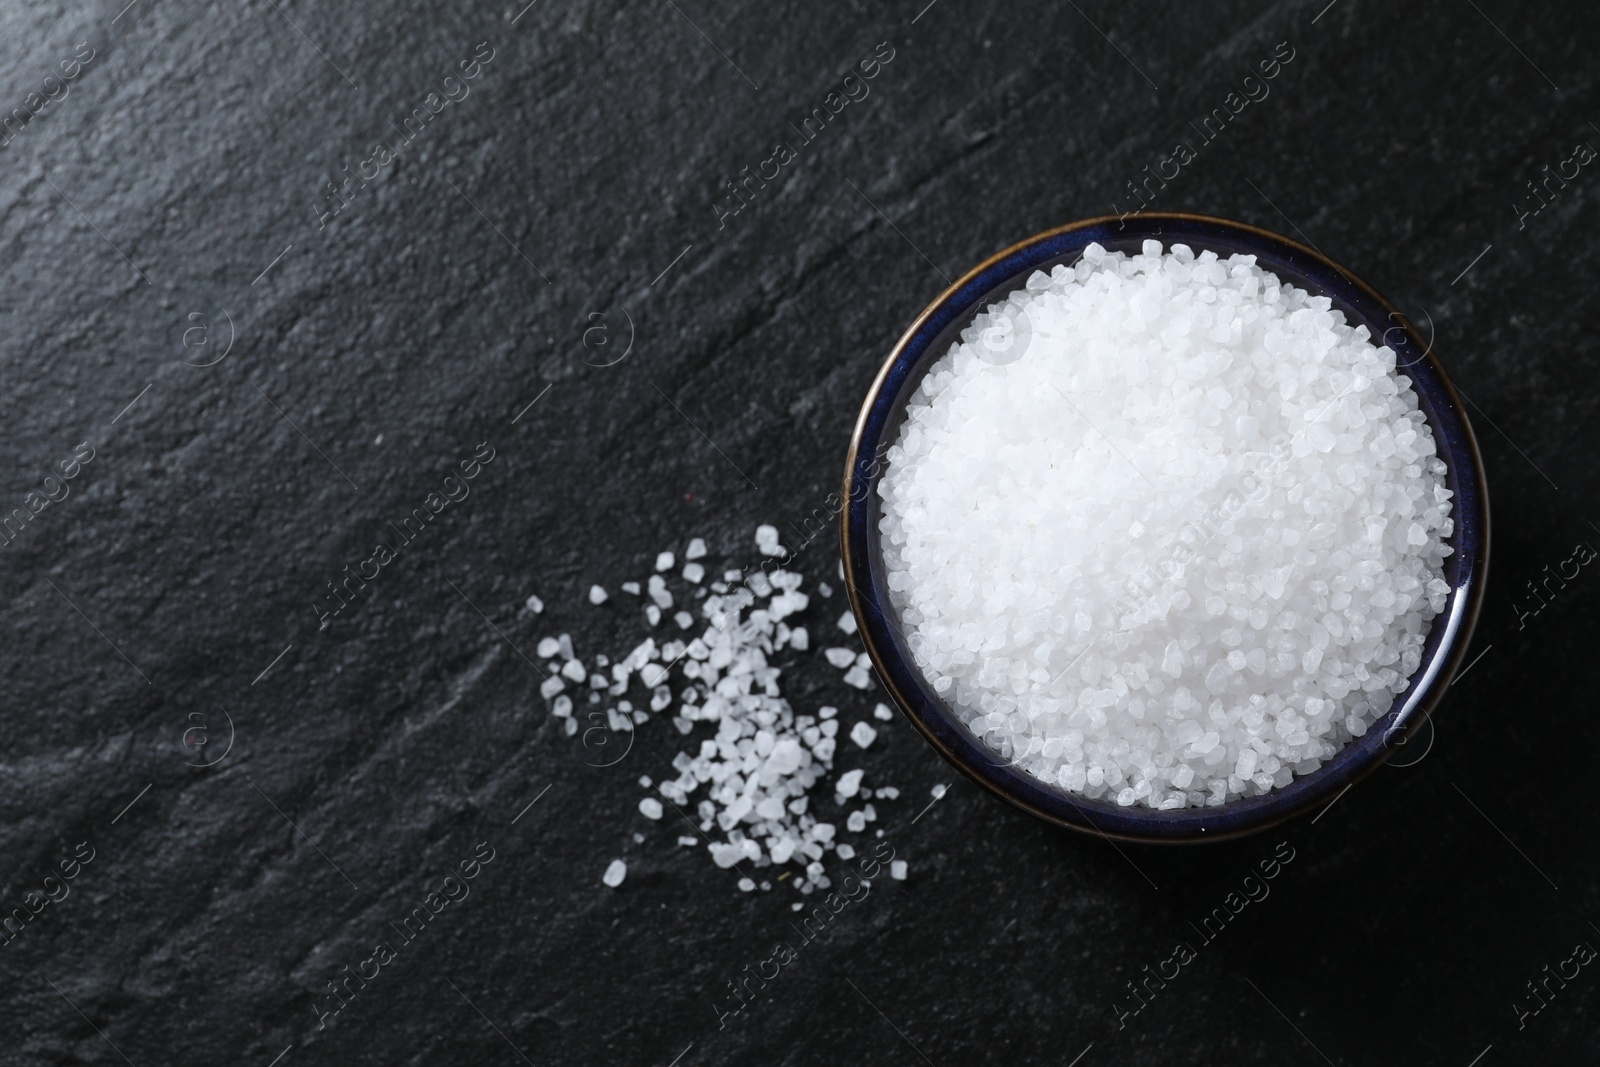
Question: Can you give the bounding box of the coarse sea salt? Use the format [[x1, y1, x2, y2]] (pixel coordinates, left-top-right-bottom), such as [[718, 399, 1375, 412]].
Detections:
[[539, 529, 908, 892], [877, 241, 1454, 809]]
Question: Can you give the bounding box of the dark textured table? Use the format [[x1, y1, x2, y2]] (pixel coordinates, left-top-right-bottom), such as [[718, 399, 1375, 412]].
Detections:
[[2, 1, 1597, 1064]]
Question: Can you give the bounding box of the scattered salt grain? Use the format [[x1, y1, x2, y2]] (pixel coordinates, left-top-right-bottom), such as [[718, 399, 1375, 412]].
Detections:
[[686, 538, 708, 560], [877, 241, 1452, 809], [525, 594, 544, 614], [849, 722, 877, 749], [755, 524, 783, 556], [656, 551, 675, 571], [603, 859, 627, 888], [837, 612, 858, 635], [890, 860, 907, 881], [588, 585, 608, 605], [874, 703, 894, 721], [683, 562, 705, 584], [535, 529, 905, 894], [622, 581, 641, 595]]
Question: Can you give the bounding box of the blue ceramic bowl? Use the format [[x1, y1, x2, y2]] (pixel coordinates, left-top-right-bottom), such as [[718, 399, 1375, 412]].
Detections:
[[841, 213, 1490, 844]]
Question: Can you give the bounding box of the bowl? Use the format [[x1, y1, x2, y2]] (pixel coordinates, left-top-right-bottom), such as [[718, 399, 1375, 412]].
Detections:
[[840, 213, 1490, 844]]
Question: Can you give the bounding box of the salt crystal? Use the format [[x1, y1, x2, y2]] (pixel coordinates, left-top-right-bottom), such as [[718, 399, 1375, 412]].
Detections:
[[755, 524, 783, 556], [525, 594, 544, 614], [602, 859, 626, 887], [874, 703, 894, 721], [849, 722, 877, 748], [588, 585, 608, 605], [889, 860, 907, 881]]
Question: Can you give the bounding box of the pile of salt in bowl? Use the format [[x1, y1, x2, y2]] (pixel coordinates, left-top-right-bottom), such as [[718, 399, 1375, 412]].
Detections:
[[877, 240, 1454, 809]]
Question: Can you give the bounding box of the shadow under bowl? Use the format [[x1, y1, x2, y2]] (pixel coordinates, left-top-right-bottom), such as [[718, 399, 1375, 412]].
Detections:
[[841, 213, 1490, 844]]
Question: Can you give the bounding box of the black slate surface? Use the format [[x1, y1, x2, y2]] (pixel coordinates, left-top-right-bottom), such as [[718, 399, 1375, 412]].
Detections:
[[2, 1, 1597, 1064]]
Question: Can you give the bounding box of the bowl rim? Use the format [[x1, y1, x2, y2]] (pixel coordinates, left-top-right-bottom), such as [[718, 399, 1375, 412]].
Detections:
[[840, 211, 1490, 844]]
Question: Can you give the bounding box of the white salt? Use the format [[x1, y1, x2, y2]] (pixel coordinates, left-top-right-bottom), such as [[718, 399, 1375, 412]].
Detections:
[[755, 524, 784, 556], [525, 594, 544, 614], [588, 584, 608, 605], [849, 722, 877, 748], [602, 859, 626, 887], [877, 241, 1453, 809], [534, 528, 905, 894]]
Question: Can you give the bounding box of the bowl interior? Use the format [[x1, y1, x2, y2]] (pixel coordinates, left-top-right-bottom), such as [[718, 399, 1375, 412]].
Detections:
[[843, 214, 1488, 843]]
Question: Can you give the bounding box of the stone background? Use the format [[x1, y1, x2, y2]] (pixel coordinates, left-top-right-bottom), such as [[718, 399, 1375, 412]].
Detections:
[[0, 0, 1595, 1064]]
